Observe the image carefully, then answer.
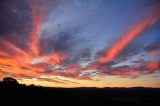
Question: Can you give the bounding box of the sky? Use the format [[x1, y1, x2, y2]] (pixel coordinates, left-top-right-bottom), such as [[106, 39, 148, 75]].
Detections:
[[0, 0, 160, 88]]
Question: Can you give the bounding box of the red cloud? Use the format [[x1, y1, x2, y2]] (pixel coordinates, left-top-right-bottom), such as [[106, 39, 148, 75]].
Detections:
[[29, 0, 47, 57], [98, 10, 160, 63], [147, 61, 160, 70]]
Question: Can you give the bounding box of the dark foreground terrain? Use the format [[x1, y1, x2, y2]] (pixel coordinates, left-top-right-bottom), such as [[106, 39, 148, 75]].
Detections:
[[0, 77, 160, 105]]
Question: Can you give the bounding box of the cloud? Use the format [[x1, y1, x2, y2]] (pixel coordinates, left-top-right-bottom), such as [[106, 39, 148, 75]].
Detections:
[[115, 61, 159, 78], [147, 61, 160, 70], [42, 28, 82, 53], [36, 78, 71, 85], [87, 59, 160, 79], [98, 8, 160, 63], [37, 75, 79, 84], [0, 0, 160, 86], [0, 0, 32, 37], [144, 40, 160, 56], [79, 70, 100, 78]]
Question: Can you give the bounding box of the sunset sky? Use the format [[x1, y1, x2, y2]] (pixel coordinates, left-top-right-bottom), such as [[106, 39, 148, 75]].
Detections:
[[0, 0, 160, 88]]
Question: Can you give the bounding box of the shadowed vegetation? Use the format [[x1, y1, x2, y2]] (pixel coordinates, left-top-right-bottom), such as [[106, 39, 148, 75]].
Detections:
[[0, 77, 160, 105]]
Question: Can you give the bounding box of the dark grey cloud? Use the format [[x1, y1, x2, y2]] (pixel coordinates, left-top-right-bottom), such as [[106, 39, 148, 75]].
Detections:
[[0, 0, 31, 36], [143, 40, 160, 52], [40, 27, 85, 55], [36, 78, 75, 85]]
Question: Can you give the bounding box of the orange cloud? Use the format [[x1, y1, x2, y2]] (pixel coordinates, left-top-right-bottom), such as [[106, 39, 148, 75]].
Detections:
[[29, 1, 46, 57]]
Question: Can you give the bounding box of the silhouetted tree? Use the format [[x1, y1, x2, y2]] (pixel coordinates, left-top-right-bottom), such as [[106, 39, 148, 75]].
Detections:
[[30, 84, 35, 87], [2, 77, 18, 85]]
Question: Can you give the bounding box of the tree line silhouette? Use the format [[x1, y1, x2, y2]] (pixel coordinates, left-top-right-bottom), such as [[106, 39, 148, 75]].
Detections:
[[0, 77, 160, 105], [0, 77, 38, 87]]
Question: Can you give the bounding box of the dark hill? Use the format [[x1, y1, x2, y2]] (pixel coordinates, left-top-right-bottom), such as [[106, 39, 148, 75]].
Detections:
[[0, 77, 160, 105]]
